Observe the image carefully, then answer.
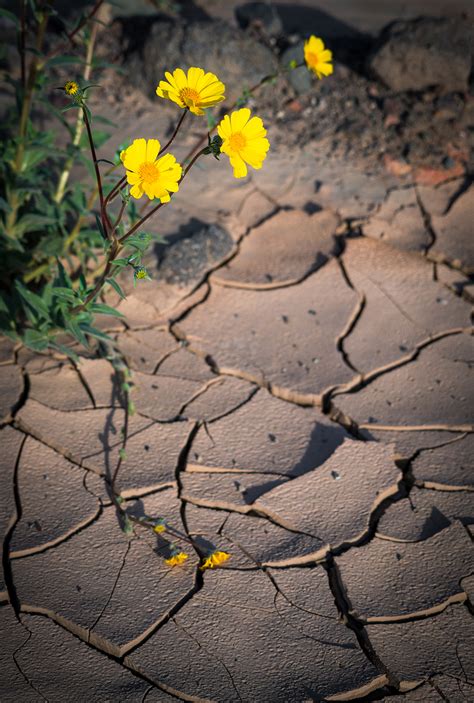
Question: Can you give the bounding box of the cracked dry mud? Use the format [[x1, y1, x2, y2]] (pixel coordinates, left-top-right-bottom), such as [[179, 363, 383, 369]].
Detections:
[[1, 129, 474, 703]]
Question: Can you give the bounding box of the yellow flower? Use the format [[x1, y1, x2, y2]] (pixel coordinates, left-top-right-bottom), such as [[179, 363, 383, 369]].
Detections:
[[152, 521, 165, 533], [156, 67, 225, 116], [200, 550, 230, 570], [64, 81, 79, 95], [120, 138, 182, 201], [165, 552, 188, 567], [217, 108, 269, 179], [304, 36, 333, 79]]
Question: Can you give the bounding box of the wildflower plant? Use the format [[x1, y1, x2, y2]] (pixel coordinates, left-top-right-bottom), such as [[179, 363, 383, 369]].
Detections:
[[0, 0, 332, 568]]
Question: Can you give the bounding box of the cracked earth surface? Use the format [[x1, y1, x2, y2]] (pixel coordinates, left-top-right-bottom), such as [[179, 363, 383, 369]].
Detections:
[[1, 127, 473, 702]]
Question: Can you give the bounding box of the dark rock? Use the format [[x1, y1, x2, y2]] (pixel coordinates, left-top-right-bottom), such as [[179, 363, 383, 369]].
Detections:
[[235, 2, 283, 38], [280, 41, 312, 94], [124, 18, 277, 102], [157, 222, 233, 286], [369, 17, 474, 93]]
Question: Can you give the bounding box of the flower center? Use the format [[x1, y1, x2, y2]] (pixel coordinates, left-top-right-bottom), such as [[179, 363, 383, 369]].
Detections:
[[306, 51, 319, 66], [65, 81, 79, 95], [229, 132, 247, 152], [179, 87, 201, 105], [138, 161, 160, 184]]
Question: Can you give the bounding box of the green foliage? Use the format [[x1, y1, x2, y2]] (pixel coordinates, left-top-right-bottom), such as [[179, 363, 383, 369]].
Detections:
[[0, 1, 156, 354]]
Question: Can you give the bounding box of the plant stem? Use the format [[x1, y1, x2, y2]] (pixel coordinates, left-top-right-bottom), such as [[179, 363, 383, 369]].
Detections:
[[19, 0, 26, 91], [104, 110, 188, 211], [182, 68, 293, 165], [72, 147, 207, 314], [111, 386, 129, 494], [113, 199, 127, 231], [119, 147, 207, 244], [71, 241, 121, 312], [6, 10, 49, 236], [104, 175, 127, 207], [82, 108, 104, 212], [54, 6, 104, 204], [45, 0, 105, 62], [160, 108, 188, 154], [81, 106, 115, 242]]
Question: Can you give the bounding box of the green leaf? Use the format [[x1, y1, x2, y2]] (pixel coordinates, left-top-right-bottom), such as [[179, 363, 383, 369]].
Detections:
[[21, 148, 50, 171], [126, 232, 152, 252], [47, 55, 85, 66], [13, 214, 56, 238], [89, 303, 124, 318], [94, 213, 106, 240], [0, 8, 19, 27], [111, 258, 130, 268], [52, 286, 77, 303], [49, 342, 79, 361], [22, 329, 49, 351], [55, 258, 73, 289], [0, 197, 11, 214], [106, 277, 126, 300], [61, 103, 80, 113], [66, 318, 89, 348], [79, 323, 113, 343], [15, 281, 51, 321], [94, 115, 117, 128], [0, 295, 10, 315], [79, 129, 111, 150]]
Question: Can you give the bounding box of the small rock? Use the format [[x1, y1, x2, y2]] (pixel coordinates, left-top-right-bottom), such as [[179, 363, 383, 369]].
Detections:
[[124, 18, 277, 102], [158, 222, 233, 287], [280, 42, 312, 95], [235, 2, 283, 38], [369, 17, 474, 93]]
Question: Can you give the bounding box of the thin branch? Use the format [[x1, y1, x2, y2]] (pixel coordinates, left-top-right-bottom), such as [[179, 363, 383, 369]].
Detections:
[[112, 199, 127, 231], [82, 107, 107, 231], [160, 108, 188, 155], [111, 393, 129, 493], [118, 146, 207, 244], [104, 111, 188, 212], [182, 72, 276, 164], [104, 175, 127, 207], [54, 6, 104, 203], [19, 0, 26, 91], [45, 0, 105, 61]]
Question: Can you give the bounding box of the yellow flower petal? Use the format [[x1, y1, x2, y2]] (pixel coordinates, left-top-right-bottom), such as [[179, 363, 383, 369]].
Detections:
[[230, 153, 248, 178], [173, 67, 188, 90], [218, 109, 269, 179], [121, 138, 146, 172], [304, 35, 333, 79], [187, 66, 204, 89], [130, 183, 144, 199], [121, 139, 182, 201], [307, 35, 324, 53], [146, 139, 161, 162], [230, 108, 251, 132], [242, 116, 267, 139], [157, 67, 226, 114], [217, 114, 232, 140], [165, 552, 188, 567]]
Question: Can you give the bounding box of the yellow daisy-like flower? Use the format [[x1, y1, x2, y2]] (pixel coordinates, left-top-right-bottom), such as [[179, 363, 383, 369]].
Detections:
[[120, 138, 182, 201], [217, 108, 270, 179], [64, 81, 79, 95], [200, 550, 230, 570], [156, 67, 225, 116], [304, 35, 333, 79], [165, 552, 189, 567]]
